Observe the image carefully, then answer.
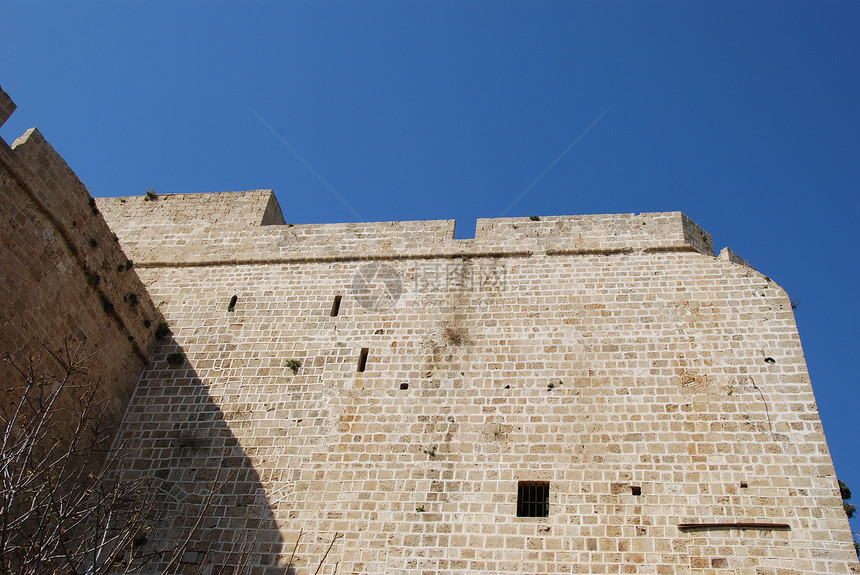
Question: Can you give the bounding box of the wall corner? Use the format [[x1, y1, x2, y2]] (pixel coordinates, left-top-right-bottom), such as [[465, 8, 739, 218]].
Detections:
[[680, 213, 715, 256]]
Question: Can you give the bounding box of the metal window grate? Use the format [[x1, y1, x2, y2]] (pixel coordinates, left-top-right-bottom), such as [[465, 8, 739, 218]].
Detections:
[[517, 481, 549, 517]]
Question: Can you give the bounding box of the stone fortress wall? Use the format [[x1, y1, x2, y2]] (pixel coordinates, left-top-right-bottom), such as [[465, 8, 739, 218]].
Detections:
[[97, 194, 711, 267], [99, 187, 858, 574], [1, 85, 857, 574], [0, 87, 161, 461]]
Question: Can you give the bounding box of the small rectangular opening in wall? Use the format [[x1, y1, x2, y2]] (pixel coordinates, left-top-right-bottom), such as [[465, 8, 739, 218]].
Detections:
[[357, 348, 369, 372], [453, 218, 478, 240], [399, 382, 409, 390], [740, 481, 748, 489], [631, 486, 641, 496], [330, 295, 342, 317], [227, 295, 237, 312], [517, 481, 549, 517]]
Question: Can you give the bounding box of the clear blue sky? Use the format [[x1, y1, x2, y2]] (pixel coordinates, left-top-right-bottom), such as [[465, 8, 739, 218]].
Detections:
[[3, 0, 859, 531]]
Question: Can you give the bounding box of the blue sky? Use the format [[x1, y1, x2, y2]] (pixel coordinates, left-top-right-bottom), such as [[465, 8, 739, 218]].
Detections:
[[3, 0, 859, 531]]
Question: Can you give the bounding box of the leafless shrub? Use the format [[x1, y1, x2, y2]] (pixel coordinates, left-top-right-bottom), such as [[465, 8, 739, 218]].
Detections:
[[0, 342, 216, 575]]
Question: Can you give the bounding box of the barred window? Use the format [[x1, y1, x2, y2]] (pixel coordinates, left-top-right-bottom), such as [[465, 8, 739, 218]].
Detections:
[[517, 481, 549, 517]]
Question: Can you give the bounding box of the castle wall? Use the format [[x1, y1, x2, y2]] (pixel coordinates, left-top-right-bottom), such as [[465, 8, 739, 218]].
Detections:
[[102, 195, 858, 574], [0, 88, 161, 459], [97, 189, 286, 234], [3, 82, 853, 573], [97, 193, 713, 269]]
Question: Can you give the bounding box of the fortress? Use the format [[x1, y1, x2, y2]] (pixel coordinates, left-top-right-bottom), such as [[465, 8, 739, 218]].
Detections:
[[1, 86, 858, 574]]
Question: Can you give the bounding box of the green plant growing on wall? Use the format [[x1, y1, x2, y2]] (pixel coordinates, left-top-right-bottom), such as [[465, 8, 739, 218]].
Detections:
[[840, 480, 859, 558], [415, 506, 425, 513], [166, 352, 184, 366], [154, 322, 171, 340], [840, 480, 855, 518], [423, 446, 437, 459], [529, 215, 540, 221], [285, 359, 301, 374], [144, 187, 158, 201]]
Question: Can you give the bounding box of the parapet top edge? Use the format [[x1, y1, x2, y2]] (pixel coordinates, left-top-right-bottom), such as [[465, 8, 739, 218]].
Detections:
[[98, 189, 691, 229], [476, 210, 685, 223], [97, 189, 276, 201]]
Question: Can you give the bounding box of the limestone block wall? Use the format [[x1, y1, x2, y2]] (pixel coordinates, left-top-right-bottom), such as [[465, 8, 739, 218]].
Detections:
[[104, 194, 857, 574], [7, 80, 853, 573], [97, 189, 285, 237], [473, 211, 714, 256], [98, 196, 713, 269], [0, 86, 162, 457]]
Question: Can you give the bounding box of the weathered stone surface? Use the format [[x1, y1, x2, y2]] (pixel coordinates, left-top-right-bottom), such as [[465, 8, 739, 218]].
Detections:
[[102, 190, 857, 574], [0, 88, 161, 463], [2, 85, 856, 574]]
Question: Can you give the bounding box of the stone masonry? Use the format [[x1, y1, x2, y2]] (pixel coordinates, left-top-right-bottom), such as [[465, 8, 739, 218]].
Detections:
[[97, 189, 859, 574], [2, 85, 858, 574], [0, 87, 161, 467]]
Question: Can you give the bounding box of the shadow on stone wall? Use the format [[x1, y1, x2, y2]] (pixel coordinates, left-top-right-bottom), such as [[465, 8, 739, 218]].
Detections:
[[111, 335, 285, 574]]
